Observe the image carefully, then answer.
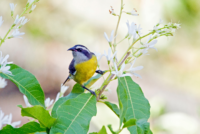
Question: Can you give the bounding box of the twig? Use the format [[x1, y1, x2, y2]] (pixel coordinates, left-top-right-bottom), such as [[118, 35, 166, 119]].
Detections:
[[96, 52, 131, 101]]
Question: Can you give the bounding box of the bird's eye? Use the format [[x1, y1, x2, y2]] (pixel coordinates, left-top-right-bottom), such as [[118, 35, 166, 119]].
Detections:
[[77, 48, 81, 52]]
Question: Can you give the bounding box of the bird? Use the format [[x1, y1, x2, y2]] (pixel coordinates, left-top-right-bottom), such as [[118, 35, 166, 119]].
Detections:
[[63, 44, 104, 96]]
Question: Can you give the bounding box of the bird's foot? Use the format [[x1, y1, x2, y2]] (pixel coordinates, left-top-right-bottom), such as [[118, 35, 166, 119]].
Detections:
[[82, 85, 96, 96], [96, 70, 105, 75], [89, 90, 96, 96]]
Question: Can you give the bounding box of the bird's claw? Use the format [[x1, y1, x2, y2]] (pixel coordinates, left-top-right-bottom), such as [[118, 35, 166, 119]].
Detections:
[[90, 90, 96, 96], [96, 70, 105, 75]]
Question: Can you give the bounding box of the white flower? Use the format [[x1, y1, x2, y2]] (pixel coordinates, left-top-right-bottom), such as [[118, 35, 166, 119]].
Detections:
[[130, 9, 138, 16], [0, 52, 13, 65], [0, 16, 4, 27], [55, 92, 60, 102], [31, 5, 37, 11], [60, 84, 69, 94], [0, 109, 21, 129], [126, 58, 143, 78], [45, 98, 54, 108], [174, 23, 181, 29], [104, 30, 116, 42], [0, 63, 12, 75], [14, 15, 22, 25], [109, 6, 115, 15], [140, 35, 157, 55], [10, 29, 25, 38], [94, 52, 104, 64], [111, 63, 132, 77], [28, 0, 35, 5], [0, 52, 13, 76], [144, 35, 157, 50], [0, 77, 7, 89], [23, 95, 32, 107], [126, 21, 137, 39], [20, 17, 29, 26], [9, 3, 17, 12], [6, 114, 21, 128], [153, 26, 161, 33], [136, 24, 142, 35], [55, 84, 69, 102], [0, 110, 9, 129], [104, 48, 117, 63]]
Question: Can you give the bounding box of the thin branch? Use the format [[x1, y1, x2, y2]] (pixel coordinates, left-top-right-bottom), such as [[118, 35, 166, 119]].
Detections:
[[97, 52, 131, 101]]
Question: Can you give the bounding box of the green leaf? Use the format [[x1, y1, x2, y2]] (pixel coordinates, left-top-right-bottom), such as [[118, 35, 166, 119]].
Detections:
[[98, 126, 107, 134], [50, 93, 97, 134], [89, 126, 107, 134], [84, 74, 102, 88], [103, 101, 120, 117], [136, 119, 152, 134], [0, 64, 45, 107], [107, 124, 117, 134], [117, 78, 128, 126], [117, 76, 151, 134], [122, 118, 136, 128], [51, 83, 84, 118], [19, 105, 56, 128], [0, 121, 46, 134]]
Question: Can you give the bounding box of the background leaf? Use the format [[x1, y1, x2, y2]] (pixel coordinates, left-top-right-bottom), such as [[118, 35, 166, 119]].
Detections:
[[50, 93, 97, 134], [51, 83, 84, 118], [20, 105, 56, 128], [103, 101, 120, 117], [0, 64, 45, 107], [117, 76, 151, 134], [0, 122, 45, 134]]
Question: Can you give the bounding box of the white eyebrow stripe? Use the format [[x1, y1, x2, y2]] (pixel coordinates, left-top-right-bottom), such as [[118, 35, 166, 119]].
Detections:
[[76, 46, 89, 52]]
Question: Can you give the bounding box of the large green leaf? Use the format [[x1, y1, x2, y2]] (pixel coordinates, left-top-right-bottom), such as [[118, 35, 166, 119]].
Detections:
[[117, 76, 151, 134], [0, 64, 45, 107], [51, 83, 84, 118], [103, 101, 120, 117], [0, 121, 45, 134], [117, 77, 128, 126], [50, 93, 97, 134], [19, 105, 56, 128]]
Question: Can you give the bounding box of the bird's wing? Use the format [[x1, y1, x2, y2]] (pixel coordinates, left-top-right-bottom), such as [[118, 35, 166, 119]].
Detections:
[[69, 59, 76, 76]]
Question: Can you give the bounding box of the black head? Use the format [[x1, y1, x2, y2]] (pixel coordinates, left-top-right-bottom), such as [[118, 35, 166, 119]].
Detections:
[[68, 44, 92, 63]]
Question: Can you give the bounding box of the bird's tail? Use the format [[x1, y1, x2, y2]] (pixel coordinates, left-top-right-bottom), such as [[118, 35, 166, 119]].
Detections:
[[63, 76, 70, 85]]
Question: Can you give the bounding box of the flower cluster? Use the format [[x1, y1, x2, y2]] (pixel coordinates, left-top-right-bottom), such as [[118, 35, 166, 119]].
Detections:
[[0, 1, 39, 47], [0, 108, 21, 130], [100, 15, 180, 79]]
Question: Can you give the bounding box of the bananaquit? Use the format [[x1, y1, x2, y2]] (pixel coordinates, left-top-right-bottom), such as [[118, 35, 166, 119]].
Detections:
[[63, 45, 104, 96]]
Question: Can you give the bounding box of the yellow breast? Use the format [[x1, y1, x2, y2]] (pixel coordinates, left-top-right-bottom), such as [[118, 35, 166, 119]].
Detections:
[[74, 55, 97, 85]]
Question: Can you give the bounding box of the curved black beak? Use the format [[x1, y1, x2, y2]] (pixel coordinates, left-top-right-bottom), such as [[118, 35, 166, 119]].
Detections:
[[68, 46, 76, 51]]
